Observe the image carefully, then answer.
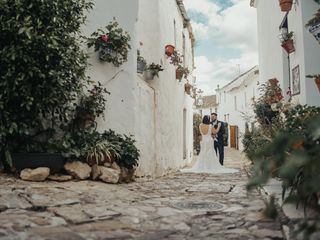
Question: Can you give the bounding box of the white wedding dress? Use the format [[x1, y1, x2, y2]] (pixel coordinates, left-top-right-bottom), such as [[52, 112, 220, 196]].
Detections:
[[182, 124, 238, 174]]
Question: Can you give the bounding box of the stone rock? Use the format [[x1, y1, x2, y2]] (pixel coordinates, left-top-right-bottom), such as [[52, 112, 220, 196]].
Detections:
[[64, 161, 91, 180], [99, 167, 120, 184], [119, 167, 135, 183], [111, 162, 121, 171], [20, 168, 50, 182], [48, 174, 73, 182], [91, 164, 102, 180]]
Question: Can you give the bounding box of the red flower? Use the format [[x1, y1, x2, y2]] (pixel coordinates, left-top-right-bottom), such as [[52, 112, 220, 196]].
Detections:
[[268, 78, 279, 85], [101, 35, 109, 43]]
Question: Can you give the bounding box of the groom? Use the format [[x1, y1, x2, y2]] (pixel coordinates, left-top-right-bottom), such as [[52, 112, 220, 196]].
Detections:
[[211, 112, 225, 165]]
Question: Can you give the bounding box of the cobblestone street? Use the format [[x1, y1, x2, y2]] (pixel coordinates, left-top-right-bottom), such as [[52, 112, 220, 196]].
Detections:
[[0, 148, 284, 240]]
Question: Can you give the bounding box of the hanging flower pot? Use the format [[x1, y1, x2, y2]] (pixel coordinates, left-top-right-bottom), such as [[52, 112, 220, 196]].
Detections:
[[165, 45, 175, 57], [176, 69, 183, 80], [99, 48, 117, 61], [281, 39, 295, 53], [144, 69, 155, 80], [184, 83, 192, 94], [308, 22, 320, 44], [137, 58, 146, 73], [279, 0, 293, 12]]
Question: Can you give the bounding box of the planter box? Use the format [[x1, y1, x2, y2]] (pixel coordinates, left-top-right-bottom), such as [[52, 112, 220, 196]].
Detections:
[[12, 153, 65, 173], [308, 22, 320, 44], [99, 48, 117, 61], [176, 69, 183, 80]]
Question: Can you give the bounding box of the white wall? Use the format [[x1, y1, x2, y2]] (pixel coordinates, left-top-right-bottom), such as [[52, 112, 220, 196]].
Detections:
[[83, 0, 139, 135], [83, 0, 194, 177], [217, 67, 259, 150]]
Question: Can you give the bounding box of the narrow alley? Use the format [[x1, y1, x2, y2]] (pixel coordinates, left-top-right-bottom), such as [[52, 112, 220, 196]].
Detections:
[[0, 149, 284, 240]]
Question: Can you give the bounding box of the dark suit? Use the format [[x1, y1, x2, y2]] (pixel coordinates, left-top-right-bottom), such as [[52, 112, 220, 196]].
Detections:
[[212, 121, 224, 165]]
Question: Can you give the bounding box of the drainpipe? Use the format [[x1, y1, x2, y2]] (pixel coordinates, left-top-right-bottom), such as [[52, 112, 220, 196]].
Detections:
[[287, 53, 292, 102]]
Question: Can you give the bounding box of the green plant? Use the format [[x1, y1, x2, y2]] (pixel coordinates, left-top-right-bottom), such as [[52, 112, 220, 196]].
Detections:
[[146, 63, 164, 77], [170, 50, 183, 66], [87, 19, 131, 66], [305, 8, 320, 27], [137, 50, 146, 64], [176, 64, 190, 79], [247, 104, 320, 238], [0, 0, 93, 166], [101, 130, 140, 170], [85, 139, 121, 165], [193, 113, 202, 154], [77, 82, 110, 120], [281, 31, 294, 43]]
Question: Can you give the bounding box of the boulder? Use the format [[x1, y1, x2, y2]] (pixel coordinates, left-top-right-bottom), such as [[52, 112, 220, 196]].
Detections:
[[64, 161, 91, 180], [99, 167, 120, 184], [48, 174, 73, 182], [20, 167, 50, 182], [119, 167, 135, 183], [91, 164, 102, 180]]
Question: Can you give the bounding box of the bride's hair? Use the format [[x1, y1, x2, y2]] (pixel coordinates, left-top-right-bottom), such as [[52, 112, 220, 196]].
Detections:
[[202, 115, 210, 124]]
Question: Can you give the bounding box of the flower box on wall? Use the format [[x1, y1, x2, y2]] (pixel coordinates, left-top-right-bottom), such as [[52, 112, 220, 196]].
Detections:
[[279, 0, 293, 12], [165, 45, 175, 56]]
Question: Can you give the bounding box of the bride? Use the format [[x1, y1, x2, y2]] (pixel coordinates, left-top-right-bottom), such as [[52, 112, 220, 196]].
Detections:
[[182, 115, 238, 174]]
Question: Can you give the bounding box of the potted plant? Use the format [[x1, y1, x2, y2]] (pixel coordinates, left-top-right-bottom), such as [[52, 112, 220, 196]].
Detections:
[[176, 64, 190, 81], [184, 82, 193, 94], [85, 140, 121, 166], [278, 0, 293, 12], [281, 31, 295, 53], [137, 50, 146, 73], [87, 19, 131, 67], [144, 63, 164, 80], [76, 82, 109, 128], [306, 74, 320, 92], [170, 50, 183, 66], [305, 9, 320, 44], [165, 44, 175, 56]]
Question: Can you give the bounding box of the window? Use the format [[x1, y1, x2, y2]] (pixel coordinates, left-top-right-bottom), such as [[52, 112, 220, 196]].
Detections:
[[234, 96, 237, 110], [224, 91, 226, 103]]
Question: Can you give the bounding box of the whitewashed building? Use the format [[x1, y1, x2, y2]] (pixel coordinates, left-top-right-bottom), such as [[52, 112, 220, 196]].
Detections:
[[216, 66, 260, 150], [195, 95, 218, 117], [82, 0, 195, 177], [250, 0, 320, 106]]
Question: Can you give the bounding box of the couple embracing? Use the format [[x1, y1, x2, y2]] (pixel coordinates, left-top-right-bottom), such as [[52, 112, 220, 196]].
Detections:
[[183, 112, 238, 174]]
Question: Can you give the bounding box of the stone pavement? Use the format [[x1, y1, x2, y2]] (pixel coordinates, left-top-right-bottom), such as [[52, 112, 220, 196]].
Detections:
[[0, 148, 284, 240]]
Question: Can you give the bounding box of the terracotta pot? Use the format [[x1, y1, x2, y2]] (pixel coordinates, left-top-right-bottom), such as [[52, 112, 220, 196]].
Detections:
[[315, 77, 320, 93], [184, 83, 192, 94], [279, 0, 293, 12], [165, 44, 175, 56], [281, 39, 295, 53], [176, 69, 183, 80]]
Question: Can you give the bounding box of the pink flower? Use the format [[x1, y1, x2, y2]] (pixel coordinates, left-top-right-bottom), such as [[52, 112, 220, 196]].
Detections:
[[101, 35, 108, 43]]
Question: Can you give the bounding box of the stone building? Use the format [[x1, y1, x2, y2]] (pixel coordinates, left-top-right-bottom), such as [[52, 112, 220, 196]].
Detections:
[[82, 0, 195, 177], [195, 95, 218, 117]]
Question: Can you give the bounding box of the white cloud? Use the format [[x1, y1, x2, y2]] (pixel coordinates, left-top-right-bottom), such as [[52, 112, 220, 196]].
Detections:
[[184, 0, 259, 95], [194, 53, 258, 95]]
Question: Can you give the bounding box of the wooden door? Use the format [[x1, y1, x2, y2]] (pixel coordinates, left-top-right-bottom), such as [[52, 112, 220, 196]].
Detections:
[[230, 125, 239, 149]]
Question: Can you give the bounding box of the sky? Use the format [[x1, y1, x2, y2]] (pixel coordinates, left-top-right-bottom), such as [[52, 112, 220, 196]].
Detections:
[[183, 0, 258, 95]]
